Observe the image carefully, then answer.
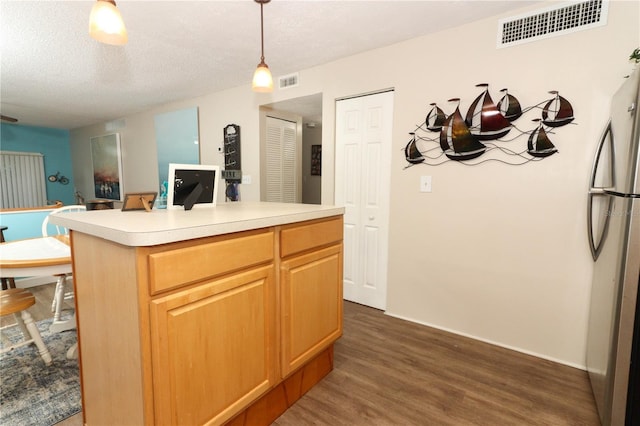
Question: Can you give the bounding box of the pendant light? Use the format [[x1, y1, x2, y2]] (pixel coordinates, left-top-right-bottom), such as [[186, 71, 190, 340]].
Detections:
[[252, 0, 273, 93], [89, 0, 128, 46]]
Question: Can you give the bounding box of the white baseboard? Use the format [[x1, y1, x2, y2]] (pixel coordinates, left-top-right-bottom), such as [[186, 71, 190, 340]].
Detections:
[[384, 310, 586, 371]]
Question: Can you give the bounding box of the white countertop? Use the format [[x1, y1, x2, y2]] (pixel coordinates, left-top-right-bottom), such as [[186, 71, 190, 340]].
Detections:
[[49, 202, 344, 247]]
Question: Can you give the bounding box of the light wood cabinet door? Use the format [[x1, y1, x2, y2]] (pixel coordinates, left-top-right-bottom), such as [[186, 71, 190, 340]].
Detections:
[[280, 244, 343, 376], [149, 265, 277, 426]]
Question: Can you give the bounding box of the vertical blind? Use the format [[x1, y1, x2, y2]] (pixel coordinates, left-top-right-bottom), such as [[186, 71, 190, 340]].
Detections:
[[0, 151, 47, 209]]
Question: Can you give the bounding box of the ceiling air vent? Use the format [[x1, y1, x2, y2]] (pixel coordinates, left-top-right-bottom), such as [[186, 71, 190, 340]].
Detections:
[[497, 0, 608, 48], [278, 73, 299, 89]]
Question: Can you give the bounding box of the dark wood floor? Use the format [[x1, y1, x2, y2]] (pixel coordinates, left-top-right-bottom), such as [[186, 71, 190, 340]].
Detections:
[[273, 301, 601, 426], [20, 287, 599, 426]]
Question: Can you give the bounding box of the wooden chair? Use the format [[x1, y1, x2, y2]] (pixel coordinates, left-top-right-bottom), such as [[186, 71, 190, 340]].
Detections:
[[42, 205, 86, 324], [0, 288, 52, 365]]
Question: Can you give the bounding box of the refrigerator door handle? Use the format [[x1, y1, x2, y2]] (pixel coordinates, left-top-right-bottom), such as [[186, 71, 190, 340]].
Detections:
[[588, 120, 614, 260], [587, 192, 613, 260], [589, 120, 615, 190]]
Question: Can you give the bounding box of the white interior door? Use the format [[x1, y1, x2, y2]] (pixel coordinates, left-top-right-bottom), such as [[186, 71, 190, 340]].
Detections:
[[335, 90, 394, 310]]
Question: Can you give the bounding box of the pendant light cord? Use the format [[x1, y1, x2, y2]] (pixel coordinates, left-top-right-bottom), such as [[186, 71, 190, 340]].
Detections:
[[260, 2, 265, 63]]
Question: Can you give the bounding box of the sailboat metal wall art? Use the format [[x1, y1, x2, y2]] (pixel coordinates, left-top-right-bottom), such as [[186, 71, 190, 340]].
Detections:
[[403, 84, 575, 168], [440, 98, 487, 161]]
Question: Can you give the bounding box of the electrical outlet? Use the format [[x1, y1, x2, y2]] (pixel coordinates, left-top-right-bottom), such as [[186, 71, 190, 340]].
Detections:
[[242, 175, 252, 185], [420, 176, 432, 193]]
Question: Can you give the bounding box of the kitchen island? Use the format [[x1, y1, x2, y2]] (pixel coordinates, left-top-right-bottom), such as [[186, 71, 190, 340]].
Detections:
[[50, 202, 344, 425]]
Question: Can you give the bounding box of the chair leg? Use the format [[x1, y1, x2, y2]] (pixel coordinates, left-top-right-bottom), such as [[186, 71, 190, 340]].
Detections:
[[52, 275, 66, 322], [66, 342, 78, 359], [19, 310, 52, 365], [49, 311, 77, 334], [1, 277, 15, 290], [14, 312, 30, 338], [51, 283, 59, 313]]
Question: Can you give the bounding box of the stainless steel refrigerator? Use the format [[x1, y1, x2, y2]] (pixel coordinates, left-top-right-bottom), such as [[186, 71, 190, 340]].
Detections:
[[587, 69, 640, 426]]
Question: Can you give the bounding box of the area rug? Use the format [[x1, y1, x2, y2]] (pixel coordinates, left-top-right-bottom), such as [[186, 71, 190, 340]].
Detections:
[[0, 317, 81, 425]]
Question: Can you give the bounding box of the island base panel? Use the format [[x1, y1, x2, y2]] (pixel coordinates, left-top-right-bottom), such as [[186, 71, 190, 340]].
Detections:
[[225, 345, 334, 426]]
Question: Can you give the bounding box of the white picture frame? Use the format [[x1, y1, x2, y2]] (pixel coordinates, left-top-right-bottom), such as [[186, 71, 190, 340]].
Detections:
[[166, 163, 220, 210]]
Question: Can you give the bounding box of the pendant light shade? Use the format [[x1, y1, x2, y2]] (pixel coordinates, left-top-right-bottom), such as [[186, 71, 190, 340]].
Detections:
[[252, 0, 273, 93], [89, 0, 128, 46], [252, 61, 273, 93]]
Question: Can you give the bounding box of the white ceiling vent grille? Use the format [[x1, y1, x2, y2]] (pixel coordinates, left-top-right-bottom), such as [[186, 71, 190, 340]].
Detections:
[[497, 0, 608, 48], [278, 73, 299, 89]]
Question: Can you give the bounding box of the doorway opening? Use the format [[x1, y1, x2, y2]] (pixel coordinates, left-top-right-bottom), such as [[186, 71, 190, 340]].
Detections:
[[260, 93, 322, 204]]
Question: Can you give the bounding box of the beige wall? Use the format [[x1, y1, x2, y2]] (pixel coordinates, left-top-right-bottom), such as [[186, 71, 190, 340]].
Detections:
[[70, 0, 639, 367]]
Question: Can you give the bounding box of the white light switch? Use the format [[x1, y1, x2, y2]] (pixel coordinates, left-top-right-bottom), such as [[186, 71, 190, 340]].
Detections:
[[242, 175, 252, 185], [420, 176, 432, 193]]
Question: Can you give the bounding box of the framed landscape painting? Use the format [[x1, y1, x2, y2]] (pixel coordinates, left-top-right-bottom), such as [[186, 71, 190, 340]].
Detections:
[[91, 133, 123, 201]]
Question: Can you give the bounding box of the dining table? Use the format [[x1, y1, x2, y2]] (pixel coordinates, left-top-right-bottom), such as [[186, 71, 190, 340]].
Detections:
[[0, 235, 77, 344]]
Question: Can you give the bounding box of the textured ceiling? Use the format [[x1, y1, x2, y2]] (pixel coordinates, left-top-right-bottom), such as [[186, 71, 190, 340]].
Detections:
[[0, 0, 537, 130]]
